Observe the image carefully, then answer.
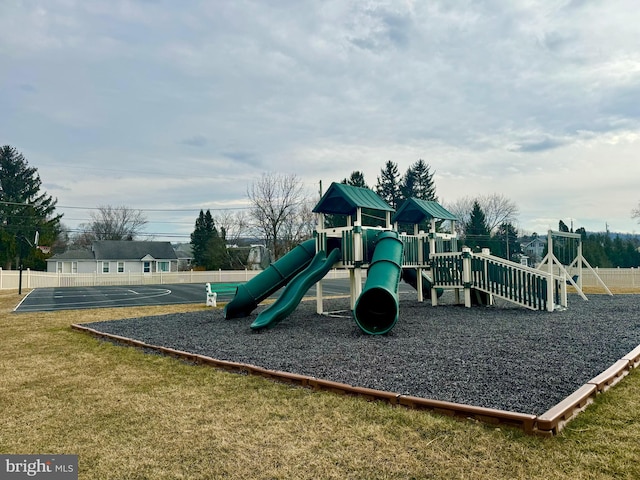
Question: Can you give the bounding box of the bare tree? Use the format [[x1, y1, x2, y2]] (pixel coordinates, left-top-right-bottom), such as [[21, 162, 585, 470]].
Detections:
[[444, 194, 519, 237], [632, 203, 640, 222], [280, 198, 316, 252], [247, 172, 307, 259], [214, 209, 250, 245], [481, 193, 519, 232], [73, 205, 148, 246]]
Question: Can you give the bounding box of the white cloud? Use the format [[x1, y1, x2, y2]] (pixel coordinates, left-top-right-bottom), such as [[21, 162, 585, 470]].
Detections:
[[2, 0, 640, 240]]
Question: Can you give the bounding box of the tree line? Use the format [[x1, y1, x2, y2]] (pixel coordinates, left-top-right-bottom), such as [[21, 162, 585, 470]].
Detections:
[[546, 221, 640, 268], [3, 144, 640, 270]]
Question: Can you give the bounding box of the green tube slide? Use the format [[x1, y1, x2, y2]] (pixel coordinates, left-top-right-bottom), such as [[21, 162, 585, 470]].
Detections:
[[354, 231, 404, 335], [223, 238, 317, 319], [401, 268, 444, 299], [250, 248, 342, 330]]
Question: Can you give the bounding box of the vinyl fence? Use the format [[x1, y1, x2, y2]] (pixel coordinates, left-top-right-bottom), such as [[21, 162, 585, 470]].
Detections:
[[0, 268, 349, 290]]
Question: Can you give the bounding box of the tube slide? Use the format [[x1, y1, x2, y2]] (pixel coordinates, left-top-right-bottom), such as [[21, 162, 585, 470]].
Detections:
[[223, 239, 317, 319], [250, 248, 342, 330], [354, 231, 404, 335], [401, 268, 444, 299]]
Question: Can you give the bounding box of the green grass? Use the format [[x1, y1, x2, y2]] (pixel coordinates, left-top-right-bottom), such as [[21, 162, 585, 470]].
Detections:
[[1, 290, 640, 479]]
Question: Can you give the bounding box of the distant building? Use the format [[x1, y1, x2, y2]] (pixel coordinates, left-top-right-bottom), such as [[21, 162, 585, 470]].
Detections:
[[47, 240, 185, 274], [521, 235, 547, 265]]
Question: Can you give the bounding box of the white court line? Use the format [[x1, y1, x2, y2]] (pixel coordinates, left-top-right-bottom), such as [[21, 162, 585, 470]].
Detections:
[[17, 287, 173, 311], [13, 289, 35, 312]]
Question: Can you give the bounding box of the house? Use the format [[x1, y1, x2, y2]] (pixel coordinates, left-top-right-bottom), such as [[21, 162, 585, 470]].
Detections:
[[521, 235, 547, 265], [47, 241, 180, 274]]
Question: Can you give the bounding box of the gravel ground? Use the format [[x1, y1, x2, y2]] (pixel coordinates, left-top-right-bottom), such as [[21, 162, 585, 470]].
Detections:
[[82, 292, 640, 415]]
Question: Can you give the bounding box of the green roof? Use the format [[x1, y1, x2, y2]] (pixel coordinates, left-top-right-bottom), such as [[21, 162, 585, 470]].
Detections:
[[313, 182, 394, 215], [391, 198, 458, 224]]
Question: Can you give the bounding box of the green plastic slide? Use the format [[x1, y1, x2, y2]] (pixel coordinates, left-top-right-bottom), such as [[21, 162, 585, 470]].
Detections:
[[401, 268, 444, 299], [354, 231, 404, 335], [250, 248, 342, 330], [223, 239, 317, 319]]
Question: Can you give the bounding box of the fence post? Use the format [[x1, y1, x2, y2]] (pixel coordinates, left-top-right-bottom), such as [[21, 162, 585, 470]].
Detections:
[[462, 248, 472, 308]]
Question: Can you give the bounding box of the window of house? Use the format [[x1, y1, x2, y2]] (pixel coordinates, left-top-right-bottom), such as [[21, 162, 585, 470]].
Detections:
[[102, 261, 110, 273], [143, 261, 151, 273], [57, 262, 63, 273], [72, 262, 78, 274], [157, 261, 170, 272], [117, 261, 125, 273]]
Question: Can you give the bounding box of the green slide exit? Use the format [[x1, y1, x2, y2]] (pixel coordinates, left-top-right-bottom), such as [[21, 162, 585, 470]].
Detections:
[[354, 231, 404, 335], [250, 248, 342, 330]]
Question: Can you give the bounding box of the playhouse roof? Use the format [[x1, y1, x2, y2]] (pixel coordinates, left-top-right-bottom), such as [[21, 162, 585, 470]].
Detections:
[[391, 198, 458, 224], [313, 182, 394, 215]]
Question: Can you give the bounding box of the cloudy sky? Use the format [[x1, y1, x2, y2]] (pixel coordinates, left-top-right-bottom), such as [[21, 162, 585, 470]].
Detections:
[[2, 0, 640, 242]]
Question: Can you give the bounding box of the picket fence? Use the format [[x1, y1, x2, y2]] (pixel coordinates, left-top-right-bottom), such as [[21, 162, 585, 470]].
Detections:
[[0, 268, 350, 290]]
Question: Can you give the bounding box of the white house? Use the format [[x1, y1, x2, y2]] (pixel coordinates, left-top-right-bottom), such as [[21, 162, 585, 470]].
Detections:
[[522, 235, 547, 265], [47, 241, 180, 274]]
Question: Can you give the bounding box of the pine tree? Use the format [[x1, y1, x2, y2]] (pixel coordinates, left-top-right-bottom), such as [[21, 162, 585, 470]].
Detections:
[[495, 222, 520, 260], [190, 210, 210, 268], [190, 209, 228, 269], [341, 171, 368, 188], [409, 159, 437, 201], [375, 161, 401, 209], [0, 145, 62, 269], [463, 201, 492, 251]]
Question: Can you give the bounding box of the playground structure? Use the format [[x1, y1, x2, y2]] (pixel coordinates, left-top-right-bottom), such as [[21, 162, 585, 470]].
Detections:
[[537, 229, 613, 299], [224, 182, 576, 334]]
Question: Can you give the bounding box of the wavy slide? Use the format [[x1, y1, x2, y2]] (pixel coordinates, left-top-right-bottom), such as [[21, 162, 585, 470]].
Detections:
[[250, 248, 342, 330], [223, 239, 317, 319]]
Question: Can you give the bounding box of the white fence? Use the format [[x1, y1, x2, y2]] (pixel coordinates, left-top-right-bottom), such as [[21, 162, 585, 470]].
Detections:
[[570, 267, 640, 289], [0, 268, 349, 290]]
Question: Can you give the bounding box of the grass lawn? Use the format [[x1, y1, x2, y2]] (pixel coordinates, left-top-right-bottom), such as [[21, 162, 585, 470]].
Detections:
[[1, 289, 640, 479]]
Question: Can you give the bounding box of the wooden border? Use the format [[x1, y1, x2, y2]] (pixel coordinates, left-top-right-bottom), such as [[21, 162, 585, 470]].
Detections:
[[70, 324, 640, 436]]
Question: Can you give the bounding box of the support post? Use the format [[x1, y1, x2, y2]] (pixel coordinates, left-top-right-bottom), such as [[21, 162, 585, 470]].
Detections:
[[351, 214, 363, 309], [462, 247, 472, 308]]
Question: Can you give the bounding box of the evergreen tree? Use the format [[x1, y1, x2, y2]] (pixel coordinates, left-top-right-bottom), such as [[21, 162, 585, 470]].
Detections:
[[190, 210, 209, 268], [190, 210, 228, 269], [0, 145, 62, 269], [375, 160, 401, 209], [341, 171, 368, 188], [463, 201, 492, 251], [495, 222, 520, 260], [401, 159, 437, 202]]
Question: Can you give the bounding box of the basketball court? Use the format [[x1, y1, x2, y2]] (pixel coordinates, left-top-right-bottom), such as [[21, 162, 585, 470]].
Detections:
[[13, 278, 376, 313]]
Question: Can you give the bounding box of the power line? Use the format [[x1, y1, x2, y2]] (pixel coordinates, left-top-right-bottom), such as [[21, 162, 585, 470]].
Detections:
[[0, 199, 251, 212]]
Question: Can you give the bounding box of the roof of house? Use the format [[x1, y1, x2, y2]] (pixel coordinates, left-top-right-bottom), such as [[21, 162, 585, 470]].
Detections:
[[312, 182, 394, 215], [47, 249, 95, 261], [391, 198, 458, 224], [523, 237, 547, 248], [93, 241, 178, 260], [48, 241, 178, 261]]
